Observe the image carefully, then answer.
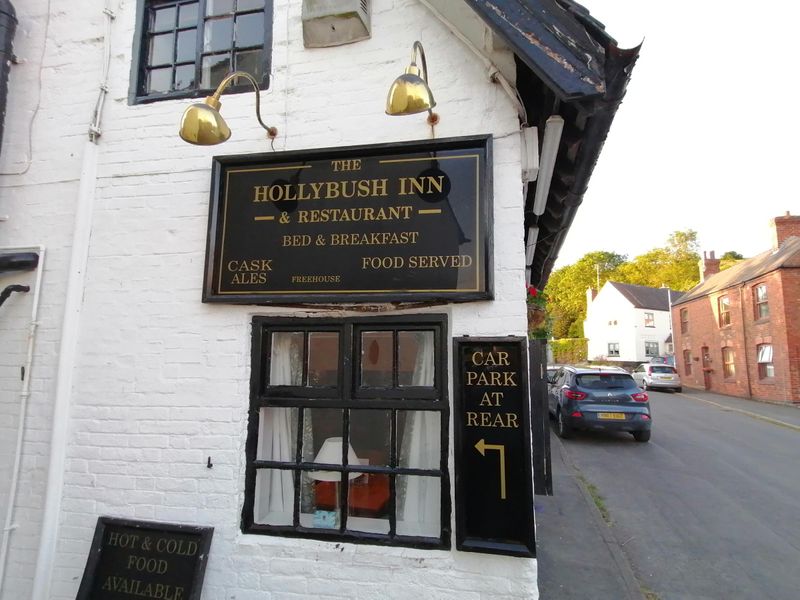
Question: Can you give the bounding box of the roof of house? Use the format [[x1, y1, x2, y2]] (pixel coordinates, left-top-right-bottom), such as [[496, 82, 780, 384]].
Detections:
[[608, 282, 684, 311], [674, 236, 800, 305], [464, 0, 640, 288]]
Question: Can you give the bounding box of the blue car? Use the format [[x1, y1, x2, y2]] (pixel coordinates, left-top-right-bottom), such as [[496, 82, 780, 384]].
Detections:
[[547, 366, 652, 442]]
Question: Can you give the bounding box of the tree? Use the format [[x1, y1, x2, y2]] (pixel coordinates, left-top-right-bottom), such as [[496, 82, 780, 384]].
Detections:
[[614, 230, 700, 291]]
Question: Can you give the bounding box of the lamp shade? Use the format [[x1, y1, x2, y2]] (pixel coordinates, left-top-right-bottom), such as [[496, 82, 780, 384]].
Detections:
[[309, 437, 361, 482], [385, 64, 436, 116], [179, 97, 231, 145]]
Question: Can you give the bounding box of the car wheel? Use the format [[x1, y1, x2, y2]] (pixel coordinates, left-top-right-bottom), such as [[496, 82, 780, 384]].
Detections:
[[633, 430, 651, 443], [556, 409, 572, 439], [675, 387, 682, 393], [642, 381, 649, 391]]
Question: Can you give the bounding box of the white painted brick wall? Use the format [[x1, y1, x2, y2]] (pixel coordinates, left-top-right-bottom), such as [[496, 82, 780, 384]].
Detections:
[[0, 0, 535, 598]]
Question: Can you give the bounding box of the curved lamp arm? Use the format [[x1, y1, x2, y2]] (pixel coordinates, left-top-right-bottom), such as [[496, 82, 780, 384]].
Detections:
[[211, 71, 277, 138], [411, 41, 437, 125]]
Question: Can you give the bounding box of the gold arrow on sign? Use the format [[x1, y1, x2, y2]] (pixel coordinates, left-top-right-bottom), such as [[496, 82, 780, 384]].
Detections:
[[475, 439, 507, 499]]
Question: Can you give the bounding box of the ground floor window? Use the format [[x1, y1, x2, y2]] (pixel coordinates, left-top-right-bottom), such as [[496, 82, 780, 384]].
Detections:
[[722, 347, 736, 378], [645, 341, 659, 357], [243, 315, 449, 548], [757, 344, 774, 379]]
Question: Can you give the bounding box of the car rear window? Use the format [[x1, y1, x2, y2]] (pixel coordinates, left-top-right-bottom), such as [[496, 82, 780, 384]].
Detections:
[[576, 374, 636, 389], [649, 366, 677, 374]]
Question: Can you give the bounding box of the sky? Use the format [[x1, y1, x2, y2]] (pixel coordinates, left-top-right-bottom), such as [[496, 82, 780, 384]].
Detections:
[[553, 1, 800, 268]]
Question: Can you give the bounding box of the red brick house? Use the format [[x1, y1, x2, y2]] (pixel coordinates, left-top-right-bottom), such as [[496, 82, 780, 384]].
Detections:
[[671, 213, 800, 403]]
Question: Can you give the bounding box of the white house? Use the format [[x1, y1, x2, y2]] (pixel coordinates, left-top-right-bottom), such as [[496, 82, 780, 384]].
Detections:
[[584, 282, 682, 365], [0, 1, 636, 598]]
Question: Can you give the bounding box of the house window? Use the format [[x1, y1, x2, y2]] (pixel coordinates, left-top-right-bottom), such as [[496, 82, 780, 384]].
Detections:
[[718, 295, 731, 327], [682, 350, 692, 376], [680, 308, 689, 334], [722, 347, 735, 378], [645, 341, 659, 357], [644, 312, 655, 327], [754, 284, 769, 320], [243, 315, 449, 548], [132, 0, 273, 103], [608, 343, 620, 357], [757, 344, 774, 379]]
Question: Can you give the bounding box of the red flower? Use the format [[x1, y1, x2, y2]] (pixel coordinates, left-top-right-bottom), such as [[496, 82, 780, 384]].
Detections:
[[527, 285, 538, 297]]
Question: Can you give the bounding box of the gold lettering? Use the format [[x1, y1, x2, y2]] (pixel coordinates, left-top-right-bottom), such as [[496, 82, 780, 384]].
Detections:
[[467, 412, 478, 426], [253, 186, 269, 203], [465, 411, 520, 428]]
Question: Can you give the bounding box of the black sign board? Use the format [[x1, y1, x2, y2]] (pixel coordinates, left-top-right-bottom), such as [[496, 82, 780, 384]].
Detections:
[[77, 517, 213, 600], [203, 135, 492, 304], [453, 337, 535, 557]]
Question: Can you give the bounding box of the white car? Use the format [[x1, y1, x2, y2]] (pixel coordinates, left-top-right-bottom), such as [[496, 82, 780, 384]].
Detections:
[[632, 363, 682, 392]]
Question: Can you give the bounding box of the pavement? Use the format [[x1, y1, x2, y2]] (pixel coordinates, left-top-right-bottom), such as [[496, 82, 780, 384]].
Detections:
[[534, 387, 799, 600]]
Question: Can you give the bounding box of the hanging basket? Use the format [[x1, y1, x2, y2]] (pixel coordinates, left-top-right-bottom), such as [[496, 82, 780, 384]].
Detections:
[[527, 305, 546, 329]]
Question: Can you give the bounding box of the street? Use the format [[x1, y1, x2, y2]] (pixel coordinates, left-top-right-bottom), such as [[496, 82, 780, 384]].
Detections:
[[538, 389, 800, 600]]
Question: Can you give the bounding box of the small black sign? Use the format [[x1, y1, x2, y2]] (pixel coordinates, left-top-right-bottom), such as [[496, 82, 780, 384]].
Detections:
[[203, 135, 493, 304], [453, 338, 535, 556], [77, 517, 213, 600]]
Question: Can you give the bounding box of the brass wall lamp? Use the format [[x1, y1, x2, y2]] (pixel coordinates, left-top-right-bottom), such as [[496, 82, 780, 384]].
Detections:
[[386, 41, 439, 128], [179, 71, 278, 145]]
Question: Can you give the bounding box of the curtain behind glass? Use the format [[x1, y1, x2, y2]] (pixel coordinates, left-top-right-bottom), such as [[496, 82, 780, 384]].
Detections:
[[397, 332, 440, 536], [254, 333, 301, 524]]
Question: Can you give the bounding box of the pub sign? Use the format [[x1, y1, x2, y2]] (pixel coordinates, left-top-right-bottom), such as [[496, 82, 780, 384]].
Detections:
[[203, 135, 492, 303], [453, 337, 535, 557]]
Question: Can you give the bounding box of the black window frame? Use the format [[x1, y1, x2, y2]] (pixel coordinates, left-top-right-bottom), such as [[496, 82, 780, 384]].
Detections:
[[242, 314, 451, 550], [130, 0, 274, 105]]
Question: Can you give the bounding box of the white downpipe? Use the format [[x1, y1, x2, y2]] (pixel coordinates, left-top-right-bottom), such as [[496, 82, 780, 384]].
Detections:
[[30, 141, 98, 600], [0, 245, 45, 597]]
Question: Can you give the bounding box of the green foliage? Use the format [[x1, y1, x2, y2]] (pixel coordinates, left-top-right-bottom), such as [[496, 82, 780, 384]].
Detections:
[[721, 250, 744, 260], [550, 338, 587, 364], [542, 230, 704, 337]]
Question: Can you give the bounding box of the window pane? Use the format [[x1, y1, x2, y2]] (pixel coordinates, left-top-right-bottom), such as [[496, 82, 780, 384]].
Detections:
[[174, 64, 195, 90], [269, 331, 304, 385], [201, 54, 231, 88], [361, 331, 393, 387], [238, 0, 265, 10], [347, 472, 390, 533], [152, 6, 177, 32], [257, 407, 298, 462], [308, 331, 338, 387], [235, 12, 263, 48], [396, 475, 440, 537], [234, 49, 262, 80], [146, 67, 172, 93], [398, 411, 440, 470], [149, 33, 174, 65], [206, 0, 235, 16], [398, 330, 434, 386], [204, 16, 234, 52], [176, 29, 197, 62], [253, 468, 294, 525], [301, 471, 341, 529], [178, 3, 198, 27], [302, 408, 343, 463], [350, 410, 391, 468]]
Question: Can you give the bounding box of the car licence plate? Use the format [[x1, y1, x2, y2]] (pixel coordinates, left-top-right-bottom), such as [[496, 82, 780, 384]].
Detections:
[[597, 412, 626, 420]]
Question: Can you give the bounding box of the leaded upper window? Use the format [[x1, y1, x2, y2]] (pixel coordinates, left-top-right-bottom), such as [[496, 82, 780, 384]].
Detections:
[[131, 0, 272, 103]]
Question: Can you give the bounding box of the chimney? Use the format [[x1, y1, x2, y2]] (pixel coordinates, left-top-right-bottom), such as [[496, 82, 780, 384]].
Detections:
[[586, 287, 597, 307], [699, 251, 720, 283], [770, 212, 800, 248]]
